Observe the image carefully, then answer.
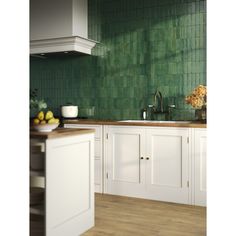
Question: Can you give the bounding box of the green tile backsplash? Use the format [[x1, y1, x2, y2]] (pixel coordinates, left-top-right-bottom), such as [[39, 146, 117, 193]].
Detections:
[[30, 0, 206, 120]]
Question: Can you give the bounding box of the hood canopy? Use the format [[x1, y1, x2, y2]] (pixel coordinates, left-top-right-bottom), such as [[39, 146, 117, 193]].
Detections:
[[30, 0, 97, 55]]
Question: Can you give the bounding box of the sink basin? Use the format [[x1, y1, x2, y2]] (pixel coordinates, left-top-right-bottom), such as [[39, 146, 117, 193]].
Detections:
[[118, 120, 192, 124]]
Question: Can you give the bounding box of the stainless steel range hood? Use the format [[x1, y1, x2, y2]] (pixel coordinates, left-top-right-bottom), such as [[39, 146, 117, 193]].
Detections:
[[30, 0, 97, 55]]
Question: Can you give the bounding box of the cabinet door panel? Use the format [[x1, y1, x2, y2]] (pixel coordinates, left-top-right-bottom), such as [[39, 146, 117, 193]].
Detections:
[[146, 128, 189, 204], [106, 127, 146, 198], [151, 135, 182, 188], [194, 129, 207, 206], [112, 133, 140, 183]]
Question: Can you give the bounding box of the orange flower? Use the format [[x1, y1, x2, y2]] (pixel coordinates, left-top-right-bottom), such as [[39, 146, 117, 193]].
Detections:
[[193, 85, 207, 97], [185, 85, 207, 109]]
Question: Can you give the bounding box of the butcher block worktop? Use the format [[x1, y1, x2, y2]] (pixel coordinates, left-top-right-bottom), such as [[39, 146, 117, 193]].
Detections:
[[30, 127, 95, 139], [63, 119, 207, 128]]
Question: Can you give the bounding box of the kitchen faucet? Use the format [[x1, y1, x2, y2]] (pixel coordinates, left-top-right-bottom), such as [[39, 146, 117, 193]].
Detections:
[[153, 89, 164, 113], [144, 89, 175, 120]]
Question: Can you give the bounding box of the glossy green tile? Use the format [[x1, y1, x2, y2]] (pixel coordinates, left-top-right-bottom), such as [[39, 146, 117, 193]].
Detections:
[[30, 0, 206, 120]]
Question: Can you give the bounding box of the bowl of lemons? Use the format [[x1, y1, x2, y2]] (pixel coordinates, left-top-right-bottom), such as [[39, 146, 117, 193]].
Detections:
[[32, 110, 60, 132]]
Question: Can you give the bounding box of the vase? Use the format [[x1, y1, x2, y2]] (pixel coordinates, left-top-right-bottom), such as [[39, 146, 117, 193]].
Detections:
[[195, 106, 207, 122]]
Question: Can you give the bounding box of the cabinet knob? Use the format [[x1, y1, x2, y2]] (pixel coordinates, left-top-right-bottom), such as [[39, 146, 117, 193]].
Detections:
[[146, 157, 150, 160], [140, 157, 144, 160]]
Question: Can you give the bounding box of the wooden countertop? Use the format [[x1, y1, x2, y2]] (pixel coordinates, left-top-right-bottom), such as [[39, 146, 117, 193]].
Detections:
[[30, 127, 95, 139], [63, 119, 207, 128]]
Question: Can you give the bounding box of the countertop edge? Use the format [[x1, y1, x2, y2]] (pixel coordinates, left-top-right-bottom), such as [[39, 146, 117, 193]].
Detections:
[[30, 128, 95, 139], [63, 119, 207, 128]]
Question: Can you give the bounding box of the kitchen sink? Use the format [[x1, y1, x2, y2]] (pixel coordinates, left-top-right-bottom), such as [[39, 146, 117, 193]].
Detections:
[[118, 120, 192, 124]]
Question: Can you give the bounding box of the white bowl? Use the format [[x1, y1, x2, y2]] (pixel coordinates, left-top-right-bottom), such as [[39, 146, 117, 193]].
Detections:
[[61, 105, 78, 118], [33, 123, 59, 132]]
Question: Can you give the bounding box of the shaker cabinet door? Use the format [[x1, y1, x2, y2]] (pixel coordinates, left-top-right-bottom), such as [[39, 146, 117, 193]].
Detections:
[[145, 128, 190, 204], [106, 126, 146, 198]]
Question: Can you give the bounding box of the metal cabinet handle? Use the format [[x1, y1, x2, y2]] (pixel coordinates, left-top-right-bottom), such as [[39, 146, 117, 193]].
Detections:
[[146, 157, 150, 160]]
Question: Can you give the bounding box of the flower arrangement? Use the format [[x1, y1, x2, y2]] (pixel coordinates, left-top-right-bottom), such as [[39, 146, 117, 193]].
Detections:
[[185, 85, 207, 109]]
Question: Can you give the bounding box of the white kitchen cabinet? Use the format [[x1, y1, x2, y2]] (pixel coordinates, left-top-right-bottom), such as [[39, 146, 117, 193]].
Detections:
[[64, 124, 103, 193], [105, 126, 190, 204], [145, 128, 190, 204], [192, 128, 207, 206], [30, 132, 94, 236], [63, 123, 207, 206], [105, 126, 146, 198]]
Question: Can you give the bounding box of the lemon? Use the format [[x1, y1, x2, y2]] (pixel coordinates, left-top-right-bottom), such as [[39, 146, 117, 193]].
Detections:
[[33, 118, 40, 125], [48, 118, 56, 124], [54, 118, 60, 124], [40, 120, 47, 124], [45, 110, 54, 120], [37, 111, 44, 121]]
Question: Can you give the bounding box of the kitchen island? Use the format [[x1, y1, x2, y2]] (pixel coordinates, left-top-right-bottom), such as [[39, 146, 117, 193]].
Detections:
[[30, 128, 95, 236]]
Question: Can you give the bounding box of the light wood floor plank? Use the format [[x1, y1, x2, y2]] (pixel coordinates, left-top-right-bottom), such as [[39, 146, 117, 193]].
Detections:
[[83, 193, 206, 236]]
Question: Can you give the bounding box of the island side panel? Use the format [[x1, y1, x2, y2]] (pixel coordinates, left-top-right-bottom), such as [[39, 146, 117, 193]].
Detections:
[[45, 133, 94, 236]]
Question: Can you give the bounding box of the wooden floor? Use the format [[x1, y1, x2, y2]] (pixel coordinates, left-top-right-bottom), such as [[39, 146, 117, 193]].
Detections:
[[83, 193, 206, 236]]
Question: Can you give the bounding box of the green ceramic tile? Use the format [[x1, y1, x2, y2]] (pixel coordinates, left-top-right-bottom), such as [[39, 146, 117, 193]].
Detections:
[[30, 0, 206, 120]]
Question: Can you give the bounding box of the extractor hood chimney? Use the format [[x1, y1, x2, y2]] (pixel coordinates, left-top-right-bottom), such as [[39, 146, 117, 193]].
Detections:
[[30, 0, 97, 55]]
